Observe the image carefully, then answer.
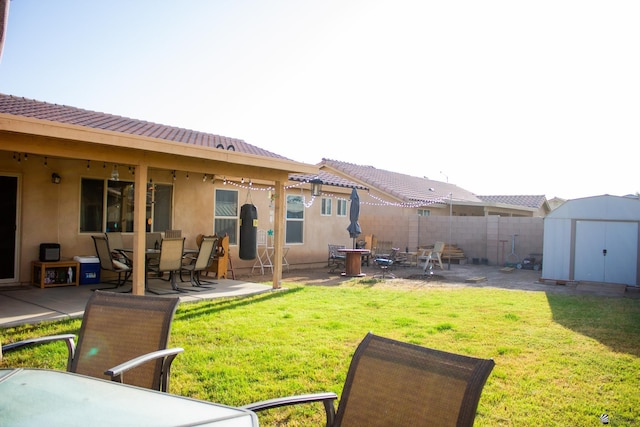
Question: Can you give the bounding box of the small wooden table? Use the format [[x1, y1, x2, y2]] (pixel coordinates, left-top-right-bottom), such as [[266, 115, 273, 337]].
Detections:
[[32, 261, 79, 288], [338, 248, 370, 277]]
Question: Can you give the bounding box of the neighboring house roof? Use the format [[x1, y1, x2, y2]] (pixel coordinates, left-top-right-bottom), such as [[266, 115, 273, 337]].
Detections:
[[478, 195, 548, 210], [0, 94, 288, 160], [319, 158, 482, 204], [289, 170, 368, 191]]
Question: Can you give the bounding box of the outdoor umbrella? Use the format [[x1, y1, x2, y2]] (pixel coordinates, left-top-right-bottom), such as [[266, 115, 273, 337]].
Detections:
[[347, 187, 361, 248]]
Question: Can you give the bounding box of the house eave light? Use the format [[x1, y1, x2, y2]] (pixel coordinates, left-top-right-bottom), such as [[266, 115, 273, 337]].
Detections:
[[310, 178, 323, 197]]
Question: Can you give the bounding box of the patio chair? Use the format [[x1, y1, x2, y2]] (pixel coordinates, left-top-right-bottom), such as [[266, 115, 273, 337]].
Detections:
[[328, 244, 346, 273], [105, 231, 131, 266], [361, 234, 376, 266], [373, 247, 399, 279], [147, 237, 185, 291], [92, 234, 132, 289], [242, 332, 494, 427], [431, 241, 445, 269], [164, 229, 182, 238], [181, 236, 218, 288], [1, 290, 184, 392]]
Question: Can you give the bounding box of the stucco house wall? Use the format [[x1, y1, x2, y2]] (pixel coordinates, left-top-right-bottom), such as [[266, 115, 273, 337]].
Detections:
[[0, 153, 362, 284]]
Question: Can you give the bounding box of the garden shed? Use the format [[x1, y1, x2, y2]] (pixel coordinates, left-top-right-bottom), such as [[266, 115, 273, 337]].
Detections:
[[542, 195, 640, 286]]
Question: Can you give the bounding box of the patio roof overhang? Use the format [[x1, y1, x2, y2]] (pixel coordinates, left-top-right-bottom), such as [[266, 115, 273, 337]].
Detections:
[[0, 113, 317, 179], [1, 113, 318, 293]]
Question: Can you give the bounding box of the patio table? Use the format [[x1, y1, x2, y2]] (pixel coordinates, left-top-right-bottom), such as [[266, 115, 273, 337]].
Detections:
[[0, 368, 259, 426], [337, 248, 370, 277]]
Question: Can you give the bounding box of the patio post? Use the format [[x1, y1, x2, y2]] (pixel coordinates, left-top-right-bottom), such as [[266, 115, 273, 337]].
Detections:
[[271, 179, 286, 289], [131, 163, 149, 295]]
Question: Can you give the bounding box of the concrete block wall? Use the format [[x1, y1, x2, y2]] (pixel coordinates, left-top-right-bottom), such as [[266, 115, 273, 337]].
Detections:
[[362, 214, 544, 266]]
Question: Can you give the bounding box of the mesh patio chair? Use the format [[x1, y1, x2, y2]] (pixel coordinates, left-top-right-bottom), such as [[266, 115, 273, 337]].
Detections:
[[147, 237, 185, 292], [243, 332, 495, 427], [181, 236, 218, 288], [106, 231, 132, 266], [92, 234, 132, 289], [164, 229, 182, 238], [1, 291, 183, 392]]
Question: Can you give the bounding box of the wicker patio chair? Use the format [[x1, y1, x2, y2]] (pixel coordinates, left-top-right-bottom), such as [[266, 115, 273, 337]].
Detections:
[[243, 332, 495, 427], [1, 291, 183, 392]]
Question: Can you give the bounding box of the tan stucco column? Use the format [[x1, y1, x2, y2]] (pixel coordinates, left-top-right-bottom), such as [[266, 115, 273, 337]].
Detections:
[[271, 179, 285, 289], [131, 164, 149, 295]]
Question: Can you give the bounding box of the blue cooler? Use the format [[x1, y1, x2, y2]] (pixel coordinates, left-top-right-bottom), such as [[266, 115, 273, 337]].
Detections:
[[73, 256, 101, 285]]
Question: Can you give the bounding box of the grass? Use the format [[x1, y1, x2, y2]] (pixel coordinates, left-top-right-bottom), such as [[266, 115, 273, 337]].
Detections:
[[2, 281, 640, 426]]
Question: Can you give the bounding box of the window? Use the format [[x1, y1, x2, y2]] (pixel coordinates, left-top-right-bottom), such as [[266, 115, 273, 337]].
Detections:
[[321, 197, 332, 216], [286, 194, 304, 244], [214, 189, 238, 245], [336, 199, 347, 217], [80, 179, 104, 232], [418, 209, 431, 217], [80, 178, 172, 233], [107, 180, 136, 232], [147, 182, 173, 232]]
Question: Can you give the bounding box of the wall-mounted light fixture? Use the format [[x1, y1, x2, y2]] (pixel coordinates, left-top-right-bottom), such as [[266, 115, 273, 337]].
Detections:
[[111, 165, 119, 181], [310, 178, 323, 197], [51, 173, 61, 184]]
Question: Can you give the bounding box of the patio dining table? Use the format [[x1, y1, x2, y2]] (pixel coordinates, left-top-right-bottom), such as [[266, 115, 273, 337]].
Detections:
[[0, 368, 259, 426], [119, 247, 198, 292]]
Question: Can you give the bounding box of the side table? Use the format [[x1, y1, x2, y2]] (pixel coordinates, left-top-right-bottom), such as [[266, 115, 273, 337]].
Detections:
[[32, 260, 80, 288]]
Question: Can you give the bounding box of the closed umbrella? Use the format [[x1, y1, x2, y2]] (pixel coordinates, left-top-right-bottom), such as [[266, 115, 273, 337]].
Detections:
[[347, 187, 361, 248]]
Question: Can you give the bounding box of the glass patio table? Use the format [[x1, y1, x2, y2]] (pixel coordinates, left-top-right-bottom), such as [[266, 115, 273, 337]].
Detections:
[[0, 368, 259, 426]]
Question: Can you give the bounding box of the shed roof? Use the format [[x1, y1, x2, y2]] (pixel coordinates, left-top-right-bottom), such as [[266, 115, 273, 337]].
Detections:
[[546, 194, 640, 221]]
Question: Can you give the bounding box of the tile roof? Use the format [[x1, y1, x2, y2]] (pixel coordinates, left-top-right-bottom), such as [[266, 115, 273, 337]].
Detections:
[[319, 159, 483, 203], [0, 93, 288, 160], [289, 170, 368, 190], [477, 195, 548, 209]]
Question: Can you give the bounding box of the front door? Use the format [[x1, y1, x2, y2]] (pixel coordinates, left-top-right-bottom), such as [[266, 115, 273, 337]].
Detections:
[[0, 175, 19, 282]]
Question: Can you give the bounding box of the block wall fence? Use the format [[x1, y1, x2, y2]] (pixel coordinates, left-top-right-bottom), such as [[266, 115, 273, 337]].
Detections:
[[360, 215, 544, 267]]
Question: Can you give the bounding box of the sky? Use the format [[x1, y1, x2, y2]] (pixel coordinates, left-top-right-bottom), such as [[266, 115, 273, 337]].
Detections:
[[1, 0, 638, 200]]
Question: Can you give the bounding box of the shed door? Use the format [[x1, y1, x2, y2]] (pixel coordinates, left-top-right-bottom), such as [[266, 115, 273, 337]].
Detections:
[[574, 221, 637, 285]]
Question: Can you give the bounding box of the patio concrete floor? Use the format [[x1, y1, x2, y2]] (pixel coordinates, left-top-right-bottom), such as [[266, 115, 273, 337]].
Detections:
[[0, 275, 273, 328]]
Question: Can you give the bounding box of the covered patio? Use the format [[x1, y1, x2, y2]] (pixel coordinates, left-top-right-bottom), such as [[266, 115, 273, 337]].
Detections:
[[0, 94, 318, 295]]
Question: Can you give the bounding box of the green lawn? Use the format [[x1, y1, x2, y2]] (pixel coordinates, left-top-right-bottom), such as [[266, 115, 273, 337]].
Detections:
[[2, 282, 640, 426]]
